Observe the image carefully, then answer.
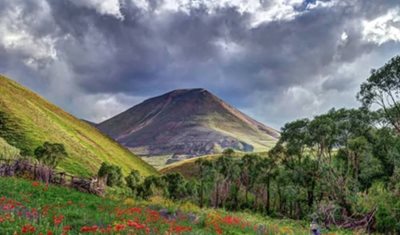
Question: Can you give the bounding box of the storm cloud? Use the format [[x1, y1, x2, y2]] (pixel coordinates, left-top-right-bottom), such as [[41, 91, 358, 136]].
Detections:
[[1, 0, 400, 128]]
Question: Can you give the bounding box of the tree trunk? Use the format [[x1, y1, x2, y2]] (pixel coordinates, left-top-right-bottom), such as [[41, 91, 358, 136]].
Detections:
[[266, 178, 271, 214], [215, 181, 219, 208], [200, 180, 204, 208], [307, 180, 315, 208], [245, 187, 249, 206]]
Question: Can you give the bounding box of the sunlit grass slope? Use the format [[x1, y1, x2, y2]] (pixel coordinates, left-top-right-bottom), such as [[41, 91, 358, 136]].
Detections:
[[0, 75, 157, 177], [160, 152, 267, 178]]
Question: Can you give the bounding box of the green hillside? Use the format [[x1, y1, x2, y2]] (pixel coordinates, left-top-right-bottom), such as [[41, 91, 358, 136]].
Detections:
[[0, 74, 157, 177], [160, 152, 267, 178]]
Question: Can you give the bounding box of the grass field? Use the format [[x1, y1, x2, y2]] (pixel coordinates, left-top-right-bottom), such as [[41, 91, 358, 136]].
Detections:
[[0, 75, 156, 177], [0, 177, 352, 234]]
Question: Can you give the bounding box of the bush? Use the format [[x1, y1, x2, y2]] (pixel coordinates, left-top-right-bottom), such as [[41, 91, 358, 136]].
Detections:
[[98, 162, 124, 187], [125, 170, 141, 195], [34, 142, 68, 168], [0, 137, 20, 160]]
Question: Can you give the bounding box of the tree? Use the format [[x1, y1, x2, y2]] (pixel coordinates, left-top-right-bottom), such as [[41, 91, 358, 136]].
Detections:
[[257, 157, 277, 214], [125, 170, 141, 195], [138, 175, 165, 199], [195, 158, 214, 208], [240, 154, 260, 206], [162, 173, 187, 200], [222, 148, 235, 157], [215, 156, 240, 208], [97, 162, 124, 187], [34, 142, 68, 168], [357, 56, 400, 133]]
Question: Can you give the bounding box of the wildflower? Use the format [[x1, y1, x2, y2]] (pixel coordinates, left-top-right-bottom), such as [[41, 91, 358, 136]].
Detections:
[[80, 225, 98, 232], [63, 225, 71, 232], [54, 215, 64, 226], [32, 181, 40, 187], [169, 225, 192, 233], [21, 224, 36, 233], [99, 225, 113, 233], [129, 207, 142, 214], [127, 220, 146, 229], [214, 224, 223, 235], [115, 223, 127, 231], [2, 203, 15, 210], [221, 216, 241, 225]]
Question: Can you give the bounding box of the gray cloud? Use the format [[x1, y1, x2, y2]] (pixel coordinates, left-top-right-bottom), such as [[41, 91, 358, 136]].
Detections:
[[0, 0, 400, 129]]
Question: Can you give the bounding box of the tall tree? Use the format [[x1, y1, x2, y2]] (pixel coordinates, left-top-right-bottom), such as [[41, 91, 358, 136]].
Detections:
[[195, 158, 213, 208], [358, 56, 400, 133]]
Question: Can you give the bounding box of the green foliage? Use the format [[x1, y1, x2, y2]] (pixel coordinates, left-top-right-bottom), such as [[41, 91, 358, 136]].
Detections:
[[125, 169, 141, 195], [357, 55, 400, 132], [0, 137, 20, 160], [162, 173, 188, 200], [0, 111, 31, 155], [34, 142, 68, 168], [98, 162, 124, 187], [138, 175, 166, 199], [222, 148, 235, 157]]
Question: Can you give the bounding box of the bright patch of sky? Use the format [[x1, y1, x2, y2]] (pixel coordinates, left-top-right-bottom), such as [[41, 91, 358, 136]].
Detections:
[[363, 8, 400, 45]]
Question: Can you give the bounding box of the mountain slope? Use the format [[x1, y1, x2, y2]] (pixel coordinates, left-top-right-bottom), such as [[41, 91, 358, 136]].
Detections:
[[98, 89, 279, 156], [0, 75, 157, 176]]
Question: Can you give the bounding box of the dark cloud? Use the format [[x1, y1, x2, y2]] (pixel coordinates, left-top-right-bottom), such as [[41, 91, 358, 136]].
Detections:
[[0, 0, 400, 128]]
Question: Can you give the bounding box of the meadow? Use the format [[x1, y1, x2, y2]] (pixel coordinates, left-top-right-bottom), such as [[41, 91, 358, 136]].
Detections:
[[0, 177, 351, 234]]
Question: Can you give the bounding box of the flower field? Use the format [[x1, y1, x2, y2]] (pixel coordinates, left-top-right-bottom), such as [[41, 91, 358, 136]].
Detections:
[[0, 177, 350, 234]]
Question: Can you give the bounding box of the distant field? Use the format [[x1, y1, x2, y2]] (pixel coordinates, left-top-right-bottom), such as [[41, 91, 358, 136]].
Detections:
[[140, 155, 172, 169]]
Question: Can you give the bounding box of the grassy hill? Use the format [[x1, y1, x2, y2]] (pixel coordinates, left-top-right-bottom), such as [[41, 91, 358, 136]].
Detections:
[[160, 152, 267, 178], [0, 75, 157, 177]]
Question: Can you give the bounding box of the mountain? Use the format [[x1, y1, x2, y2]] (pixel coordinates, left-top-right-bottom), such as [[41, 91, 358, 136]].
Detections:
[[97, 89, 279, 157], [0, 75, 157, 177]]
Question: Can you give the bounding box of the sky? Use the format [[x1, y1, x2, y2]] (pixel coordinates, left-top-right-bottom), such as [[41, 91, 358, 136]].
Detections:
[[1, 0, 400, 129]]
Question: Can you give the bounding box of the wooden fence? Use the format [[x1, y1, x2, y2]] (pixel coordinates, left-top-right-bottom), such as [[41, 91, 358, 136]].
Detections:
[[0, 159, 106, 196]]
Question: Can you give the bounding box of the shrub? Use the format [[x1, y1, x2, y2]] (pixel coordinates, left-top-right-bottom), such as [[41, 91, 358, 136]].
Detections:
[[34, 142, 68, 168], [0, 137, 20, 160], [98, 162, 124, 187], [125, 170, 141, 195]]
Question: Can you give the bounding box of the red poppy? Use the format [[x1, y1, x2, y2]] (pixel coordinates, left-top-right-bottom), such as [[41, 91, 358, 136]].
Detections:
[[114, 223, 126, 232], [80, 225, 98, 232], [54, 214, 64, 226], [169, 225, 192, 233], [21, 224, 36, 233]]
